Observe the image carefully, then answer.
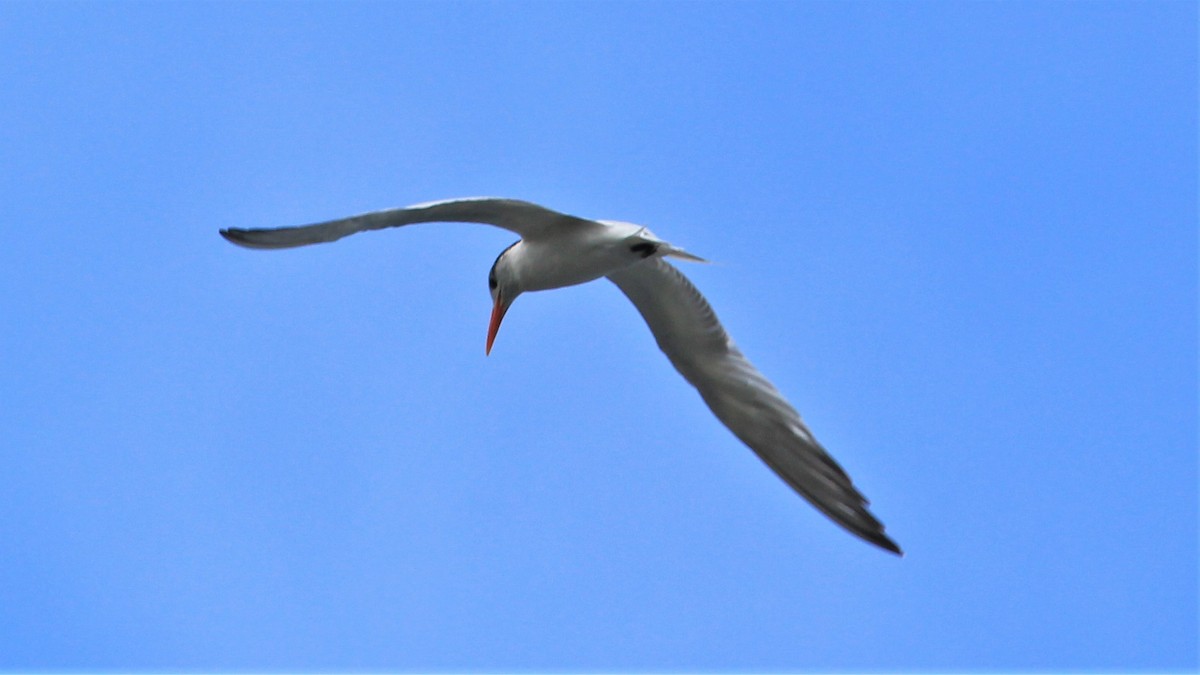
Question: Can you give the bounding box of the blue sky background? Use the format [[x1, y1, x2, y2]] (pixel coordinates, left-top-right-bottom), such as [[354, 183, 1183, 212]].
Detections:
[[1, 2, 1195, 671]]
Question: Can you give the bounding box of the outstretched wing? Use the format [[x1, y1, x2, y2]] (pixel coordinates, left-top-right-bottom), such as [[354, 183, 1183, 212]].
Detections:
[[220, 197, 594, 249], [607, 258, 902, 555]]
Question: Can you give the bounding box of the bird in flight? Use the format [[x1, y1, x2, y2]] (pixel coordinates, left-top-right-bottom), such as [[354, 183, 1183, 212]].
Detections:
[[220, 197, 902, 555]]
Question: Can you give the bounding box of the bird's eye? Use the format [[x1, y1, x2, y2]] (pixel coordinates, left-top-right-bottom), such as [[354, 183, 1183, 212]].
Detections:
[[488, 273, 498, 290]]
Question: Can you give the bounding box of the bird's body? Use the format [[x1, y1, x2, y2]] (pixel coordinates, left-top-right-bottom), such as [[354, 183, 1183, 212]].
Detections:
[[220, 197, 902, 555], [498, 219, 694, 292]]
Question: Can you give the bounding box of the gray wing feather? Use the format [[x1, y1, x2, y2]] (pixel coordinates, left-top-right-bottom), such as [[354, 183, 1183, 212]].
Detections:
[[607, 258, 902, 555], [220, 197, 591, 249]]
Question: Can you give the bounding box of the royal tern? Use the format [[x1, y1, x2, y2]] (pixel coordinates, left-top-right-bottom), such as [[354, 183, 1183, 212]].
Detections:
[[220, 197, 902, 555]]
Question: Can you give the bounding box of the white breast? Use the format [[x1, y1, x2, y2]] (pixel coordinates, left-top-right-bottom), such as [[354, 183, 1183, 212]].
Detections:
[[508, 221, 646, 292]]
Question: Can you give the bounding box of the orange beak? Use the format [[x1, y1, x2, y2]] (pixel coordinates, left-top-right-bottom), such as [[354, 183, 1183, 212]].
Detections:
[[486, 296, 510, 356]]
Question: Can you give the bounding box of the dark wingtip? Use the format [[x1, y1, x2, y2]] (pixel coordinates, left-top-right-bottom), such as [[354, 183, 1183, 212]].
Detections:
[[219, 228, 270, 249], [872, 533, 904, 557]]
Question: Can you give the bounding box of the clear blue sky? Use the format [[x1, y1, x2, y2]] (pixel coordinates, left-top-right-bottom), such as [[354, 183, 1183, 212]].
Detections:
[[1, 2, 1195, 671]]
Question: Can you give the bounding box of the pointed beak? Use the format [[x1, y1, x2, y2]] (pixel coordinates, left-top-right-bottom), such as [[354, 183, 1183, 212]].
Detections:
[[486, 294, 510, 356]]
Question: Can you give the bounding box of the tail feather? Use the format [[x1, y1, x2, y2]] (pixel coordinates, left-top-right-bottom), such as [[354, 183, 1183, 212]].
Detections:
[[663, 247, 709, 264], [623, 226, 709, 264]]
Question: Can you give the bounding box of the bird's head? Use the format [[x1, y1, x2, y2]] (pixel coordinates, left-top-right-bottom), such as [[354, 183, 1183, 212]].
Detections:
[[486, 243, 522, 355]]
